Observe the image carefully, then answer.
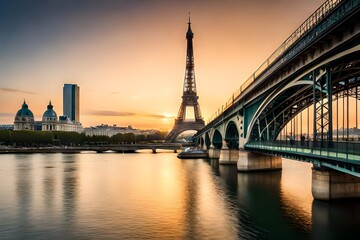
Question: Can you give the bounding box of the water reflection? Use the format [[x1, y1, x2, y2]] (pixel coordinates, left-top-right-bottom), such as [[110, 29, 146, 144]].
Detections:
[[312, 200, 360, 240], [279, 159, 312, 237], [40, 154, 62, 236], [182, 160, 201, 239], [181, 159, 239, 239], [15, 154, 33, 239], [0, 153, 359, 239], [62, 154, 79, 236], [214, 159, 311, 239], [237, 169, 282, 239]]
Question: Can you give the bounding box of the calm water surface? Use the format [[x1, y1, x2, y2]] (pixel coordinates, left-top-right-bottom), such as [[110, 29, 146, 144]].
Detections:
[[0, 152, 360, 239]]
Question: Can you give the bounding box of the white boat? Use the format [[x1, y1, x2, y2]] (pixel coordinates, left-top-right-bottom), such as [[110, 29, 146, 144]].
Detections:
[[177, 147, 208, 159]]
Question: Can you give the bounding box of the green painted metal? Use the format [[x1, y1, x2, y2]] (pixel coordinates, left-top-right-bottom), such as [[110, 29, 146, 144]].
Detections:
[[243, 98, 264, 139], [212, 129, 223, 149], [245, 142, 360, 177]]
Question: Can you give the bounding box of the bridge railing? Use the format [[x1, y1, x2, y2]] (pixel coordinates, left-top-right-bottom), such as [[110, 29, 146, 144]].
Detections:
[[207, 0, 343, 124]]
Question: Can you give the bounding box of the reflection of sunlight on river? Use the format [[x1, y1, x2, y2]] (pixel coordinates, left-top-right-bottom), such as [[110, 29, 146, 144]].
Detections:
[[77, 153, 187, 238], [280, 158, 313, 231], [74, 153, 239, 239], [184, 160, 238, 239]]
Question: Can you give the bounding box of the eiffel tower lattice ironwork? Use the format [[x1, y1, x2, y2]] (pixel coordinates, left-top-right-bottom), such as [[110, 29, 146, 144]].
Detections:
[[165, 16, 205, 142]]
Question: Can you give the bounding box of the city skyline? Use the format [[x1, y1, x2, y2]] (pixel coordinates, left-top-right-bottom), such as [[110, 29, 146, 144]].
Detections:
[[0, 0, 325, 129]]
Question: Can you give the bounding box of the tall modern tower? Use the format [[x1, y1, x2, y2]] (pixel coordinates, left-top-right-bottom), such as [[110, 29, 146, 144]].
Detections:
[[165, 16, 205, 142], [63, 84, 80, 122]]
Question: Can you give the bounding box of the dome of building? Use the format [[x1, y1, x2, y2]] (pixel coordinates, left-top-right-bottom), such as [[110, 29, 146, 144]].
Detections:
[[42, 101, 58, 131], [42, 101, 57, 121], [14, 100, 35, 130], [14, 100, 34, 121]]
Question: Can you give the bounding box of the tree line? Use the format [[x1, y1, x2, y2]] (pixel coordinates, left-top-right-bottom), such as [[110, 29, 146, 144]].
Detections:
[[0, 130, 168, 147]]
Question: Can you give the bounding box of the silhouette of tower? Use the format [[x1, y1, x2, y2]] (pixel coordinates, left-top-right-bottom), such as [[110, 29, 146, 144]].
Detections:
[[165, 15, 205, 142]]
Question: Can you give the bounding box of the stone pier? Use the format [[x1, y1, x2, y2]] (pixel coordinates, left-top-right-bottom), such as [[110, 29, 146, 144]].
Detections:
[[208, 146, 220, 159], [237, 151, 282, 171], [219, 149, 239, 165], [312, 167, 360, 201]]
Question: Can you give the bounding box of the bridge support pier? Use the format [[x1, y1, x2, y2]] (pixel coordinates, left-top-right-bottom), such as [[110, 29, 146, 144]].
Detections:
[[237, 151, 282, 172], [312, 167, 360, 201], [208, 146, 220, 159], [219, 149, 239, 165]]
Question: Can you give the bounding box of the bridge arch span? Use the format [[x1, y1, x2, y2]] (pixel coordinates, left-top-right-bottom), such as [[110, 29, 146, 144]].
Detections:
[[205, 132, 211, 149], [225, 120, 239, 149], [247, 53, 360, 144], [199, 136, 205, 147], [212, 129, 223, 149], [246, 79, 312, 143]]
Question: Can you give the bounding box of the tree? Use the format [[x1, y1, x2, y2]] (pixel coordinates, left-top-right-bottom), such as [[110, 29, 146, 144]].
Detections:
[[0, 130, 10, 145], [110, 133, 125, 144], [123, 133, 135, 143], [53, 131, 84, 146]]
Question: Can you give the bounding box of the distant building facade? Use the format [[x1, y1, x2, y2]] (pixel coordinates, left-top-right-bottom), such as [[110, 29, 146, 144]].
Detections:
[[42, 101, 57, 131], [14, 100, 83, 133], [56, 115, 83, 132], [63, 84, 80, 122], [84, 124, 153, 137], [0, 124, 14, 130], [14, 100, 35, 130]]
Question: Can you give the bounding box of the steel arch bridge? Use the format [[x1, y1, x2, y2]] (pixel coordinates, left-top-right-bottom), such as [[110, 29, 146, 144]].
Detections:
[[193, 0, 360, 200]]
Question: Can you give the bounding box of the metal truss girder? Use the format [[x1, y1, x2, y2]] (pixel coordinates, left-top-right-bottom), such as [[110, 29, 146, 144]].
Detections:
[[259, 85, 312, 140], [320, 162, 360, 178], [249, 56, 360, 144], [313, 67, 333, 144]]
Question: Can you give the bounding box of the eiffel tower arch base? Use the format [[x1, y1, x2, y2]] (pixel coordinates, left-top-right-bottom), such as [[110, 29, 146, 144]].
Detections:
[[165, 120, 204, 143]]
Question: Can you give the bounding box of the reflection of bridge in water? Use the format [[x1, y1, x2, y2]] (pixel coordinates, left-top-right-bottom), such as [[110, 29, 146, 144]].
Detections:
[[194, 0, 360, 200]]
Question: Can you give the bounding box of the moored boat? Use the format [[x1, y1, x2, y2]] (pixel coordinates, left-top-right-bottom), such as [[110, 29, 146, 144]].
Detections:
[[177, 147, 208, 159]]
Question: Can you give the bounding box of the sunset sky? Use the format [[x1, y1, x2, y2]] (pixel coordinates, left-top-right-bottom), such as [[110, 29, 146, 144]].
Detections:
[[0, 0, 325, 130]]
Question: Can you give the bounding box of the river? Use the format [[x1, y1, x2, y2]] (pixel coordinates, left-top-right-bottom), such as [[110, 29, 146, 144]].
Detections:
[[0, 151, 359, 239]]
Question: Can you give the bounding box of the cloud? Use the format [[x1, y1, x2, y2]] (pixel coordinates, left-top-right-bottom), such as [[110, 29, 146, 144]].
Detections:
[[85, 110, 167, 119], [86, 110, 135, 117], [0, 112, 14, 117], [0, 87, 37, 94], [144, 114, 166, 119]]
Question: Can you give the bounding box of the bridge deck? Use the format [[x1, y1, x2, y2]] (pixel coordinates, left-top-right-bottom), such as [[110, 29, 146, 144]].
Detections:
[[245, 143, 360, 162], [245, 143, 360, 177]]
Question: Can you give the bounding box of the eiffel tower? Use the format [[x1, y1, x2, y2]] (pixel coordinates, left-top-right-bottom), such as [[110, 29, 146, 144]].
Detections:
[[165, 16, 205, 142]]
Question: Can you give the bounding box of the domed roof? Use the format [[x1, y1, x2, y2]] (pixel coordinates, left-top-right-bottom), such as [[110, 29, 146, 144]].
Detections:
[[42, 101, 57, 119], [15, 100, 34, 120]]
